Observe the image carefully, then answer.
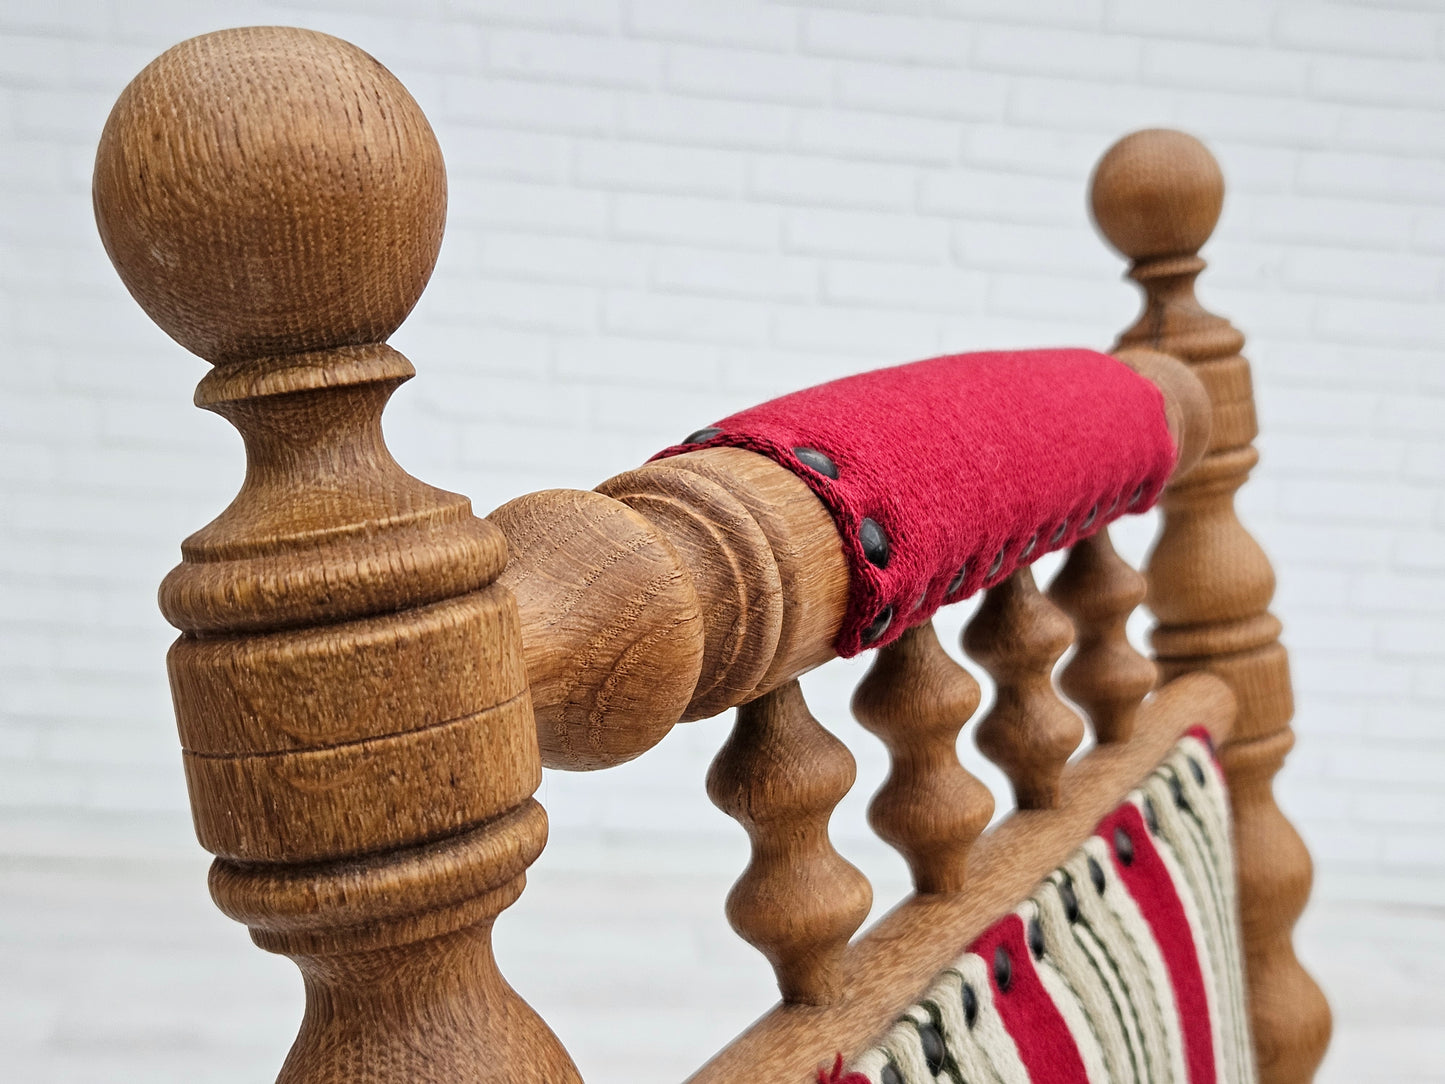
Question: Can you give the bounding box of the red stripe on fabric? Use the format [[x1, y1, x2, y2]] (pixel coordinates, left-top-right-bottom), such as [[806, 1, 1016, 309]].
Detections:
[[1097, 804, 1217, 1084], [1184, 725, 1221, 769], [969, 913, 1091, 1084], [651, 349, 1176, 656], [818, 1053, 871, 1084]]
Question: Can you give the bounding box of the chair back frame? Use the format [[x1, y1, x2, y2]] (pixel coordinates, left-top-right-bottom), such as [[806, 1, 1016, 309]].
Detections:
[[90, 27, 1330, 1084]]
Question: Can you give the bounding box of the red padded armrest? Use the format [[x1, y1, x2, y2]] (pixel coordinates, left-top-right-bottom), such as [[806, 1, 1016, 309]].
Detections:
[[654, 349, 1176, 657]]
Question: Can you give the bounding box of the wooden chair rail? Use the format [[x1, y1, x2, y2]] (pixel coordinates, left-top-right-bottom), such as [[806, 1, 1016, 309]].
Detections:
[[90, 26, 1328, 1084], [690, 673, 1235, 1084]]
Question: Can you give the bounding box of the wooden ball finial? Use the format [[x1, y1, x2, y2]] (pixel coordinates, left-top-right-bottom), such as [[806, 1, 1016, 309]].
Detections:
[[1089, 128, 1223, 261], [93, 26, 446, 364]]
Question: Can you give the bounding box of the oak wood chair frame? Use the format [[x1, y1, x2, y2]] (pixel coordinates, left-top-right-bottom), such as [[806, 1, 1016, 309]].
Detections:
[[91, 27, 1331, 1084]]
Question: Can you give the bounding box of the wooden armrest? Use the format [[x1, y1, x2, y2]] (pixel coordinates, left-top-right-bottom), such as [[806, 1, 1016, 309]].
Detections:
[[494, 349, 1208, 770]]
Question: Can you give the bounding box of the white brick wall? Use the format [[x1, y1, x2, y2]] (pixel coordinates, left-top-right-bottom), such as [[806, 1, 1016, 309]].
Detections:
[[2, 0, 1443, 910]]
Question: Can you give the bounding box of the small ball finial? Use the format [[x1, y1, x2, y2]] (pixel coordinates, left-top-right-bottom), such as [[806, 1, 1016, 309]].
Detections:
[[94, 27, 446, 364], [1089, 128, 1223, 262]]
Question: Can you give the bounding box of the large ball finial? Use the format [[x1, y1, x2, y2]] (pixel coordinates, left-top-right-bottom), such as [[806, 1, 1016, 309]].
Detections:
[[1089, 128, 1223, 262], [94, 27, 446, 364]]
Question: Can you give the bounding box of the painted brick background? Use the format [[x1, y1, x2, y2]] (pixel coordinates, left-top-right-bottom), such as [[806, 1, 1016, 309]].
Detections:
[[3, 0, 1443, 928]]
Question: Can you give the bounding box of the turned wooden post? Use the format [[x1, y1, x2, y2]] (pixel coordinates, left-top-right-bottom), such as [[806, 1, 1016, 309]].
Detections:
[[1048, 530, 1155, 743], [963, 566, 1084, 810], [707, 680, 872, 1005], [94, 28, 577, 1084], [851, 621, 994, 894], [1092, 128, 1331, 1083]]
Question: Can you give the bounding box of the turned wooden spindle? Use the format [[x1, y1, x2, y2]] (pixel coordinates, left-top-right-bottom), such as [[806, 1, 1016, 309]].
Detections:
[[94, 28, 577, 1084], [1045, 345, 1209, 744], [1048, 530, 1155, 744], [963, 566, 1084, 810], [851, 622, 994, 894], [706, 679, 872, 1004], [1092, 128, 1331, 1083]]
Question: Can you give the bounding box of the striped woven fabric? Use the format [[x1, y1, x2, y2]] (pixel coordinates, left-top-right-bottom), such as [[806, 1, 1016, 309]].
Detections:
[[839, 729, 1254, 1084]]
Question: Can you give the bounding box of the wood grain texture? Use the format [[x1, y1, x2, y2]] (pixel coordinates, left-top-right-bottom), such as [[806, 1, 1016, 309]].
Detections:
[[963, 567, 1085, 810], [691, 672, 1236, 1084], [597, 462, 784, 719], [706, 680, 872, 1005], [163, 345, 504, 636], [94, 28, 578, 1083], [169, 588, 526, 755], [851, 621, 994, 894], [487, 447, 845, 764], [1092, 127, 1331, 1084], [1048, 530, 1156, 744], [94, 31, 445, 364], [665, 447, 850, 697], [487, 446, 847, 767], [184, 693, 537, 863], [210, 801, 577, 1084], [490, 488, 705, 769]]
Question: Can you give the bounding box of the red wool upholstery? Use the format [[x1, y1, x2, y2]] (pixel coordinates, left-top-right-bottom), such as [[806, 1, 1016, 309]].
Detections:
[[1097, 800, 1217, 1084], [654, 349, 1177, 656], [971, 915, 1091, 1084]]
